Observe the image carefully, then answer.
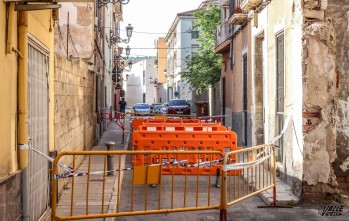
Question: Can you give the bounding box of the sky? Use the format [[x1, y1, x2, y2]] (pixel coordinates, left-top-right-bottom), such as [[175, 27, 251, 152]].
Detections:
[[120, 0, 204, 57]]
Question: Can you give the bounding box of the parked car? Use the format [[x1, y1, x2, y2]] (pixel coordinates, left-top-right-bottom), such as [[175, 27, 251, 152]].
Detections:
[[150, 103, 161, 113], [153, 105, 162, 114], [167, 99, 190, 115], [133, 103, 151, 114], [161, 102, 168, 114], [151, 103, 161, 111]]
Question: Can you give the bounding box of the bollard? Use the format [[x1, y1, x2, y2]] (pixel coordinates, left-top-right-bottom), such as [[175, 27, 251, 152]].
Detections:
[[105, 141, 115, 176], [216, 168, 221, 188]]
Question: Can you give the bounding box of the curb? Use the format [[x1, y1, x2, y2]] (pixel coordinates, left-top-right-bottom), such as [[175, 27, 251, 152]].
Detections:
[[106, 131, 130, 221]]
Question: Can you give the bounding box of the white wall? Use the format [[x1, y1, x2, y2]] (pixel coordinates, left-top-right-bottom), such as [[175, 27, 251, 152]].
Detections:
[[125, 58, 156, 106], [166, 15, 198, 106]]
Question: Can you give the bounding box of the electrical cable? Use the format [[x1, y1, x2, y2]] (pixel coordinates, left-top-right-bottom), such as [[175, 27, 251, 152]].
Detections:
[[57, 24, 68, 55]]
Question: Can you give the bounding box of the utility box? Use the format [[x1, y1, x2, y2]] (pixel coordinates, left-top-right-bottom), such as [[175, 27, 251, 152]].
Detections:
[[195, 101, 208, 117]]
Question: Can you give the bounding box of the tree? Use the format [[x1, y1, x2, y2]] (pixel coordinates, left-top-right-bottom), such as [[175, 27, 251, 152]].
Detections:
[[182, 4, 221, 93]]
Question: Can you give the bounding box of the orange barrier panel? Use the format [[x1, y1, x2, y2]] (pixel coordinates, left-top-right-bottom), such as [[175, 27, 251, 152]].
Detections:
[[131, 126, 241, 176], [138, 123, 227, 132], [131, 118, 202, 132]]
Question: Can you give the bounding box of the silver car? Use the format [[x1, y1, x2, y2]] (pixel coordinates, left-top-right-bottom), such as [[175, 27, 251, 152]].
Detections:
[[160, 102, 168, 114], [134, 103, 151, 114]]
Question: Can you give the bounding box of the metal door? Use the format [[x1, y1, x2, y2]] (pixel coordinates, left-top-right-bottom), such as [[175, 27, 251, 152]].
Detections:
[[28, 38, 50, 220]]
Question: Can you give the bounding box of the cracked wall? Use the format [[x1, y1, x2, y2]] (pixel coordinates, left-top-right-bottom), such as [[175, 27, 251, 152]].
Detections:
[[302, 0, 341, 198], [54, 3, 94, 58], [327, 0, 349, 196], [327, 1, 349, 177]]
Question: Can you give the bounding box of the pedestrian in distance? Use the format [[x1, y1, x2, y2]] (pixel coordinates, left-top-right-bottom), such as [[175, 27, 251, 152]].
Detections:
[[119, 98, 127, 114]]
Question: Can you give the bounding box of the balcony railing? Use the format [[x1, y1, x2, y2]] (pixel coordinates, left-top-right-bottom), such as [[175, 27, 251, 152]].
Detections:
[[221, 0, 230, 6], [216, 19, 231, 47], [229, 0, 248, 25], [241, 0, 263, 10]]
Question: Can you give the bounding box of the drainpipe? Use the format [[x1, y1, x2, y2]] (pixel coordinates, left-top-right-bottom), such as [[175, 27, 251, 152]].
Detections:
[[18, 11, 30, 221]]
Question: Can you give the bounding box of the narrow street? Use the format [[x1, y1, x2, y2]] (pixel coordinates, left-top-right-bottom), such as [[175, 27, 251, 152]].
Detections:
[[54, 120, 349, 221], [1, 1, 349, 220]]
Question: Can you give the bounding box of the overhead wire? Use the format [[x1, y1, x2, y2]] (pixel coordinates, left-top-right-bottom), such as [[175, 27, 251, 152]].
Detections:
[[56, 24, 68, 55], [97, 26, 193, 35]]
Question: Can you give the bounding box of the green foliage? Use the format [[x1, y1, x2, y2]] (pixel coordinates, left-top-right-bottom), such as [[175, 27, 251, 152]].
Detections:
[[182, 4, 222, 93]]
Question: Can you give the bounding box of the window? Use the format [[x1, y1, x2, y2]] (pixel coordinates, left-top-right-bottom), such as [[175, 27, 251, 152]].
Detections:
[[191, 44, 199, 58], [143, 70, 145, 86], [191, 21, 199, 39], [173, 52, 177, 70]]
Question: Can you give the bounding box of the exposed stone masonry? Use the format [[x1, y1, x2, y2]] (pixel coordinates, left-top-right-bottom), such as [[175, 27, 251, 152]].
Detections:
[[302, 0, 349, 201], [54, 55, 96, 192]]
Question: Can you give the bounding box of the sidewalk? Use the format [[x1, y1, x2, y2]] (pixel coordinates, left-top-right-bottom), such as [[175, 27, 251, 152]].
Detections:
[[55, 120, 129, 220], [258, 176, 300, 206]]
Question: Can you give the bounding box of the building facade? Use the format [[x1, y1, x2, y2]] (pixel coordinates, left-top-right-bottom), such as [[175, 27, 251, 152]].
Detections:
[[216, 0, 349, 200], [125, 58, 157, 106], [215, 0, 252, 146], [155, 37, 168, 104], [0, 3, 56, 220], [165, 9, 199, 108]]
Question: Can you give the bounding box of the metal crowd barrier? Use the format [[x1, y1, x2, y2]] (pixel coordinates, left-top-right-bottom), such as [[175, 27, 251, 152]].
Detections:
[[51, 144, 276, 221]]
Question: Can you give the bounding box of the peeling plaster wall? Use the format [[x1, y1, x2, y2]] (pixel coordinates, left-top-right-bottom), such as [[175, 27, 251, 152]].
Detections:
[[54, 3, 94, 58], [327, 1, 349, 178], [302, 0, 339, 191], [250, 0, 304, 196]]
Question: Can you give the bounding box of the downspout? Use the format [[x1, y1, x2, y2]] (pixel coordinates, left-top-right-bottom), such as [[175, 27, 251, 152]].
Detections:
[[18, 10, 30, 221]]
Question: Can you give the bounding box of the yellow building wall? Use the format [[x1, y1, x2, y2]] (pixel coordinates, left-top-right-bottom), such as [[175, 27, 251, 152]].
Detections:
[[157, 38, 167, 83], [0, 5, 54, 178], [0, 3, 19, 176]]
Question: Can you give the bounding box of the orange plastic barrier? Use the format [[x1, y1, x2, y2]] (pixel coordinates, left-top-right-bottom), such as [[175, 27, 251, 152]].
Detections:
[[131, 118, 202, 132], [131, 124, 241, 176]]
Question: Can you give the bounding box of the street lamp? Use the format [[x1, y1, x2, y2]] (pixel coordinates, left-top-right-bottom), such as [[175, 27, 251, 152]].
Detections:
[[110, 24, 133, 44], [149, 76, 158, 87], [118, 60, 132, 72], [125, 46, 131, 59], [98, 0, 130, 9]]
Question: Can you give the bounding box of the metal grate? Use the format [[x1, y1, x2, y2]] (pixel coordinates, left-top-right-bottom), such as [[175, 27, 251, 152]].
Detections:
[[28, 41, 50, 220]]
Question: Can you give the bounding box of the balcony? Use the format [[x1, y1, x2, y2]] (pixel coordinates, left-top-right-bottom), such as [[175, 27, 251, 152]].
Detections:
[[221, 0, 230, 6], [241, 0, 263, 10], [216, 20, 231, 47], [229, 5, 248, 25]]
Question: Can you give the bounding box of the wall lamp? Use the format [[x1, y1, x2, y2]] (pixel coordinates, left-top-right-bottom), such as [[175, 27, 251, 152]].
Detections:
[[118, 60, 133, 73], [110, 24, 133, 44], [164, 69, 175, 79], [98, 0, 130, 9], [149, 76, 158, 87], [114, 46, 131, 63]]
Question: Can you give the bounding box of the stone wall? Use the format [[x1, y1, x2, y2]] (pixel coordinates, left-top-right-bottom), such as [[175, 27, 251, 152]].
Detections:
[[302, 0, 343, 200], [54, 55, 96, 191]]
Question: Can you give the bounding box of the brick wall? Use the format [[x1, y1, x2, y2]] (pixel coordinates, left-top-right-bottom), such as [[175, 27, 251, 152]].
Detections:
[[54, 55, 96, 191], [302, 179, 347, 201], [336, 176, 349, 195]]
